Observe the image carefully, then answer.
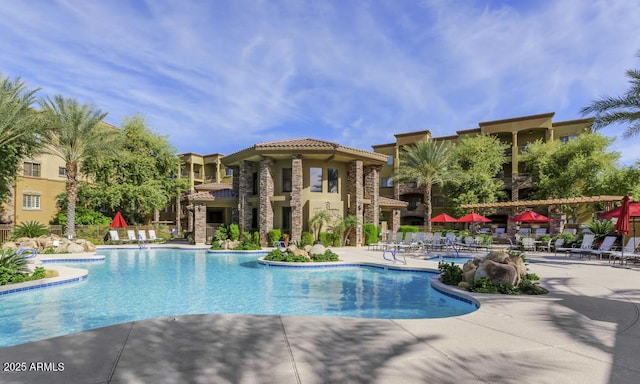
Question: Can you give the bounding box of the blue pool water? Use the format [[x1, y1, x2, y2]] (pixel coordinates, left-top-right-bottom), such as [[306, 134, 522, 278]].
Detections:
[[0, 249, 477, 347], [427, 255, 475, 264]]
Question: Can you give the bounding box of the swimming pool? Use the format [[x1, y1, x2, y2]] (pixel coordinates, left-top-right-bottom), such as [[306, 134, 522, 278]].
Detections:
[[426, 255, 475, 264], [0, 249, 477, 347]]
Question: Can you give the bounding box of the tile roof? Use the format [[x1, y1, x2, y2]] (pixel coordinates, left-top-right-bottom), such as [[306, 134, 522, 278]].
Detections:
[[188, 188, 237, 201], [378, 196, 409, 208]]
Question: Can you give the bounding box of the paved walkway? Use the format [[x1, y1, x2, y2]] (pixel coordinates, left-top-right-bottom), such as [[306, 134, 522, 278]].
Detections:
[[1, 247, 639, 383]]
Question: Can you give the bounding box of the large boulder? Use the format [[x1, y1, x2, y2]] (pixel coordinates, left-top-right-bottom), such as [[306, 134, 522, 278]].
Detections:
[[310, 244, 326, 256], [485, 250, 510, 263], [507, 255, 527, 277], [462, 260, 477, 285], [476, 260, 520, 286], [66, 243, 85, 254], [2, 241, 17, 251]]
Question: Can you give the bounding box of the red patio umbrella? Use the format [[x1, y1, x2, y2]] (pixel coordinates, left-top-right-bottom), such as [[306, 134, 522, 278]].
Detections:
[[457, 212, 491, 223], [429, 213, 459, 223], [509, 211, 552, 223], [109, 211, 128, 228], [598, 201, 640, 219], [615, 195, 631, 236]]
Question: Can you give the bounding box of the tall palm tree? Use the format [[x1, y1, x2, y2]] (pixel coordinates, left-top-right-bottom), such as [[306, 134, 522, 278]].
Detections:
[[39, 95, 117, 238], [0, 73, 45, 147], [581, 52, 640, 138], [394, 140, 460, 232]]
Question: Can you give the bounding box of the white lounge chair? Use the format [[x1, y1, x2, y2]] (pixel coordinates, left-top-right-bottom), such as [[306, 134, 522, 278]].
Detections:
[[589, 236, 617, 260], [558, 234, 595, 258], [127, 230, 136, 241], [148, 229, 157, 241], [138, 230, 147, 242], [610, 237, 640, 264], [534, 228, 548, 239], [109, 230, 120, 241]]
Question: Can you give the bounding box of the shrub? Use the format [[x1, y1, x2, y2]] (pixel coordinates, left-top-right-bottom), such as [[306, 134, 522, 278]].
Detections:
[[268, 229, 282, 245], [12, 221, 48, 239], [362, 224, 380, 245], [399, 225, 419, 239], [228, 224, 240, 241], [300, 232, 314, 247], [252, 232, 260, 246], [469, 277, 499, 293], [518, 279, 548, 295], [0, 250, 46, 286], [311, 249, 339, 262], [263, 249, 309, 262], [438, 262, 463, 286], [215, 225, 229, 241]]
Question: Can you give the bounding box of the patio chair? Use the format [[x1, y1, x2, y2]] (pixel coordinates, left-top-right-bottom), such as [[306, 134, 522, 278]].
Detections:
[[127, 230, 136, 241], [609, 237, 640, 264], [108, 230, 120, 241], [521, 237, 536, 252], [588, 236, 617, 260], [430, 232, 444, 250], [138, 230, 147, 242], [559, 234, 595, 258], [148, 229, 158, 241], [518, 228, 531, 237]]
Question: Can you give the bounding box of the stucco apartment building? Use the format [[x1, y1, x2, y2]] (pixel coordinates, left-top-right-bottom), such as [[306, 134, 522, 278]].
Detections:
[[372, 112, 592, 226], [0, 153, 67, 226]]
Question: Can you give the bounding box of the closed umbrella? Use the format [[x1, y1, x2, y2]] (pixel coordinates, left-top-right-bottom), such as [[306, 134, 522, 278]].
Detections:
[[615, 196, 631, 262], [109, 212, 128, 228]]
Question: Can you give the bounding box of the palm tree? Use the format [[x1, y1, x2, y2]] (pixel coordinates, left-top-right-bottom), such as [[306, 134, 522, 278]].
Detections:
[[0, 74, 45, 147], [394, 140, 460, 232], [39, 95, 117, 238], [310, 210, 331, 243], [581, 51, 640, 138]]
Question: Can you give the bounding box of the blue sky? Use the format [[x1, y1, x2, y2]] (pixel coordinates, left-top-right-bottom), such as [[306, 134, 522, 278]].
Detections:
[[1, 0, 639, 164]]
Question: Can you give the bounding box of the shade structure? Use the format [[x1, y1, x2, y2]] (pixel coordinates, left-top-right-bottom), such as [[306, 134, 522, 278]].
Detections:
[[615, 195, 630, 236], [109, 211, 128, 228], [457, 212, 491, 223], [509, 211, 552, 223], [429, 213, 459, 223], [598, 201, 640, 219]]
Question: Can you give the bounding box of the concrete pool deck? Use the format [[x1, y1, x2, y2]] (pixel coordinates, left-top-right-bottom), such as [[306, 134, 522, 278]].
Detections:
[[0, 246, 639, 383]]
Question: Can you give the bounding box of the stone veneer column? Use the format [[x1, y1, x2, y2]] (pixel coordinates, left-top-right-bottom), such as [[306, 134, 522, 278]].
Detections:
[[363, 165, 380, 226], [259, 156, 275, 246], [391, 209, 401, 234], [231, 165, 241, 224], [186, 203, 194, 232], [347, 160, 364, 246], [291, 155, 303, 243], [194, 204, 207, 245], [238, 161, 253, 234]]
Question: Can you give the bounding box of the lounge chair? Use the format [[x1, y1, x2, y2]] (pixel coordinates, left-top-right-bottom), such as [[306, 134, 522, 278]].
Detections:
[[430, 232, 444, 250], [148, 229, 158, 241], [534, 228, 548, 239], [109, 230, 120, 241], [609, 237, 640, 264], [588, 236, 617, 260], [127, 230, 136, 241], [558, 234, 595, 258], [494, 227, 506, 238], [518, 228, 531, 237], [138, 230, 147, 242], [521, 237, 536, 252]]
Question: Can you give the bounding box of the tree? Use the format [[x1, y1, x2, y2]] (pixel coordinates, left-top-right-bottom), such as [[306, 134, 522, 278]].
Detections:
[[81, 115, 187, 224], [446, 134, 508, 216], [0, 73, 47, 204], [581, 50, 640, 138], [332, 215, 359, 246], [310, 211, 331, 242], [39, 95, 116, 238], [522, 133, 620, 199], [394, 140, 461, 231]]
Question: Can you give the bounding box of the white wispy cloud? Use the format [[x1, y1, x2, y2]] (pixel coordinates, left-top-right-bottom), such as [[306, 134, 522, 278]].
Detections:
[[0, 0, 639, 164]]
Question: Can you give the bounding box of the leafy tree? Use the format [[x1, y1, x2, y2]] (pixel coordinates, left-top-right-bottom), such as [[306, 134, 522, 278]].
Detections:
[[522, 133, 619, 200], [310, 211, 331, 242], [446, 134, 508, 215], [581, 50, 640, 138], [332, 215, 358, 246], [394, 140, 461, 231], [39, 95, 117, 238], [81, 115, 187, 224], [0, 73, 48, 203]]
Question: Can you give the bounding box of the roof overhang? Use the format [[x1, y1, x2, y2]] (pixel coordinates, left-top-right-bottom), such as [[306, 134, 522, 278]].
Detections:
[[461, 195, 624, 209]]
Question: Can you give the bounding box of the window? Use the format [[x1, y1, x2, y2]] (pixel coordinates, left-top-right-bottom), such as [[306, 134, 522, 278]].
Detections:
[[310, 167, 322, 192], [433, 196, 445, 207], [282, 168, 292, 192], [328, 168, 338, 193], [225, 168, 233, 176], [252, 172, 258, 195], [381, 177, 393, 187], [58, 167, 67, 177], [386, 155, 393, 165], [559, 135, 577, 143], [23, 162, 41, 177], [22, 193, 41, 210]]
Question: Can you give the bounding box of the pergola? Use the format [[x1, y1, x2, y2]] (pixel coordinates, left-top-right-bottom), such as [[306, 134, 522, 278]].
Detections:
[[461, 195, 624, 210]]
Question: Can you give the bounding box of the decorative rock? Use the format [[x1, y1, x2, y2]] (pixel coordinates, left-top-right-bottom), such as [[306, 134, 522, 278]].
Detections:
[[507, 255, 527, 277], [485, 251, 510, 263], [458, 282, 470, 289], [462, 260, 477, 273], [463, 269, 476, 285], [2, 241, 17, 251], [310, 244, 326, 256], [478, 260, 520, 286], [66, 243, 85, 253]]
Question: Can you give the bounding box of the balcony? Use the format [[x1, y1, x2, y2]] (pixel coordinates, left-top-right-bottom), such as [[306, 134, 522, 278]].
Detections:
[[401, 210, 425, 218], [398, 183, 423, 195]]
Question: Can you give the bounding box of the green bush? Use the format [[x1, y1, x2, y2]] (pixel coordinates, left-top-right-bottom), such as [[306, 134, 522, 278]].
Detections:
[[228, 224, 240, 241], [399, 226, 419, 239], [263, 249, 310, 262], [438, 262, 463, 286], [0, 250, 46, 286], [268, 229, 282, 245], [362, 224, 380, 245], [311, 249, 339, 262], [518, 279, 548, 295], [12, 221, 48, 239], [300, 232, 314, 247], [215, 225, 229, 241]]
